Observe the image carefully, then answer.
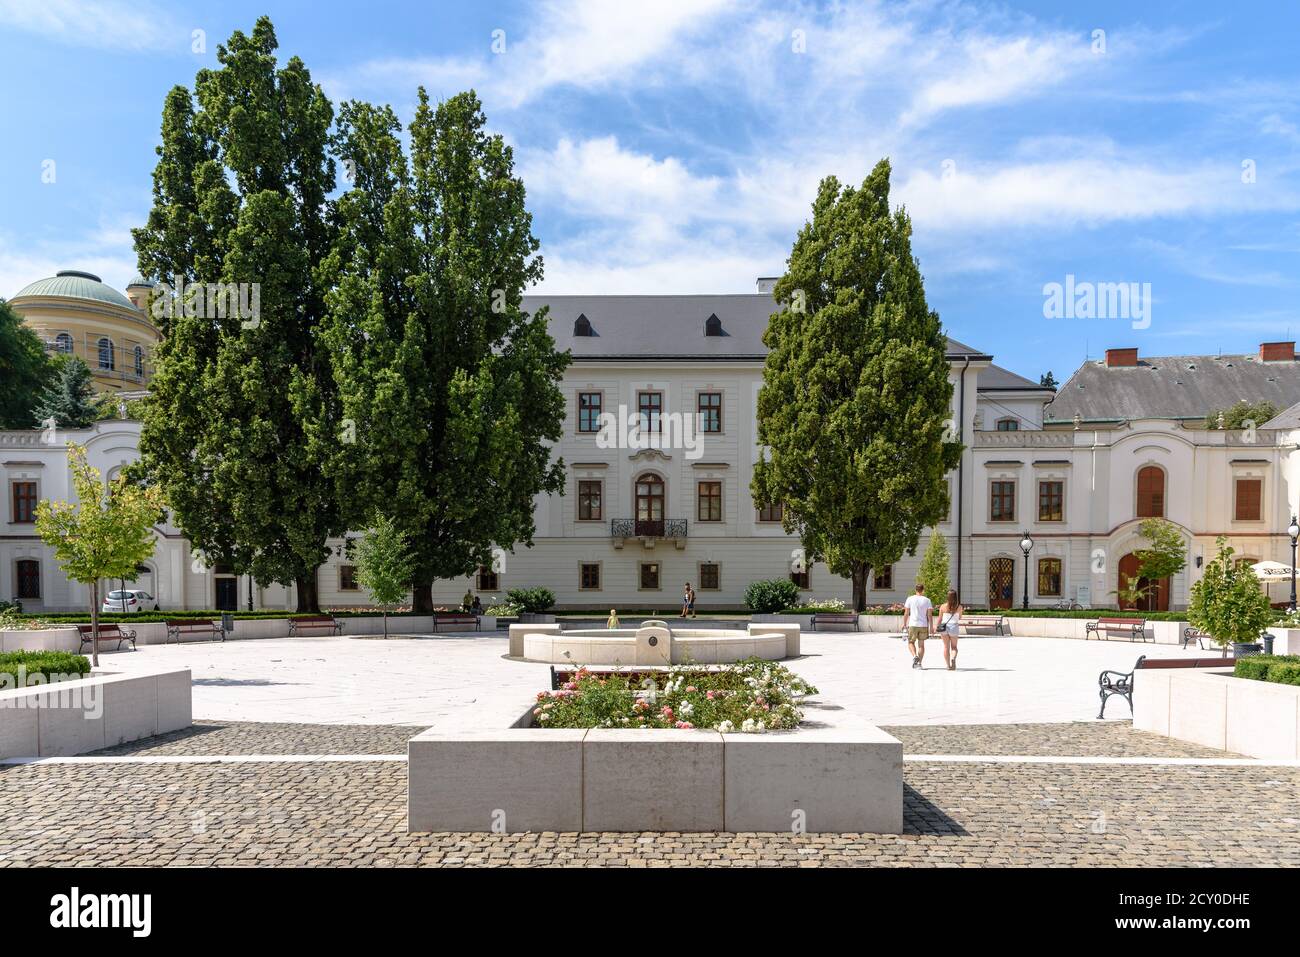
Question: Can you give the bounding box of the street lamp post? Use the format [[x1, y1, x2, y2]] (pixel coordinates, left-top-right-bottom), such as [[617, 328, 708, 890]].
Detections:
[[1289, 515, 1299, 613], [1019, 531, 1034, 611]]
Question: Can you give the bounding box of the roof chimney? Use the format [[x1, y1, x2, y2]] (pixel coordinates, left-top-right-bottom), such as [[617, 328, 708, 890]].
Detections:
[[1260, 341, 1295, 362], [1104, 347, 1138, 368], [756, 277, 778, 293]]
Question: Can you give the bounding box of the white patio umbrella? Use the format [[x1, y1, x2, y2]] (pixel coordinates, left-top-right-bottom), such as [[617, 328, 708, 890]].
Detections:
[[1249, 560, 1295, 583]]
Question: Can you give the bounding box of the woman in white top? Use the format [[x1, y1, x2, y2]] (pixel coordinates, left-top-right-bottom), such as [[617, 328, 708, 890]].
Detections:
[[934, 590, 963, 670]]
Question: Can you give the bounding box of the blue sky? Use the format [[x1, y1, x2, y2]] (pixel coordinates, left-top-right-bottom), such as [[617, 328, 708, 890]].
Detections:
[[2, 0, 1299, 383]]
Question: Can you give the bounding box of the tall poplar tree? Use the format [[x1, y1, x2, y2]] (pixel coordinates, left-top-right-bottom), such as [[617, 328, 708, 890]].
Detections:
[[132, 17, 340, 610], [753, 159, 961, 611], [317, 90, 567, 611]]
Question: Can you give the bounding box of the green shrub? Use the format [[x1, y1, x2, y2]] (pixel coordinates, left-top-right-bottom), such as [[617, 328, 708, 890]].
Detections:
[[1271, 664, 1300, 686], [0, 650, 91, 683], [507, 587, 556, 614], [744, 578, 801, 614], [1233, 654, 1300, 683]]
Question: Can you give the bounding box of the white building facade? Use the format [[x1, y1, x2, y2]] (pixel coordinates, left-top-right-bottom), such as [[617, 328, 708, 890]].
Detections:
[[6, 276, 1300, 613]]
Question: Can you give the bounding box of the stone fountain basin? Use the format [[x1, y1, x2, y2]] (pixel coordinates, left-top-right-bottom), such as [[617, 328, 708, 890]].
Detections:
[[510, 622, 800, 665]]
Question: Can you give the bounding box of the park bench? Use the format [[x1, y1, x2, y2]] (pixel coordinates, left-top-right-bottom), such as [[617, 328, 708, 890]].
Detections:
[[288, 614, 343, 637], [432, 611, 480, 632], [76, 623, 136, 653], [960, 614, 1006, 636], [1181, 626, 1222, 652], [165, 618, 225, 644], [1086, 617, 1150, 642], [811, 611, 858, 631], [1097, 655, 1236, 718]]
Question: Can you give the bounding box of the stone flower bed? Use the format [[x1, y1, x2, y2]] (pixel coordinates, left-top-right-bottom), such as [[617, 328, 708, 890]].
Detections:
[[532, 659, 817, 732]]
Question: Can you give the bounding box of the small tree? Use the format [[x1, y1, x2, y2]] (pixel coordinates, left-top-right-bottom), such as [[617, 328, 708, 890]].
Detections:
[[1134, 517, 1187, 610], [1204, 400, 1277, 431], [1189, 538, 1273, 649], [1112, 572, 1149, 610], [352, 515, 414, 640], [34, 444, 165, 666], [33, 357, 102, 429], [917, 529, 950, 602]]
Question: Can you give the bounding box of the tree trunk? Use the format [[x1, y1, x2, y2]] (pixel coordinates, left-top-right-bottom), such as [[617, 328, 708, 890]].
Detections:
[[295, 571, 320, 614], [383, 609, 389, 640], [90, 580, 100, 669], [411, 581, 434, 614], [851, 562, 869, 613]]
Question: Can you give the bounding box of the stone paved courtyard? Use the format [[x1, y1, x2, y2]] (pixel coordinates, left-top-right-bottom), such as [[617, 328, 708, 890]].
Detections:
[[4, 632, 1294, 867], [3, 720, 1298, 867]]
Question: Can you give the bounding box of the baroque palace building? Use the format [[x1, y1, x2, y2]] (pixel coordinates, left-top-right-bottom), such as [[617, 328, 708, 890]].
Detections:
[[4, 271, 1300, 612]]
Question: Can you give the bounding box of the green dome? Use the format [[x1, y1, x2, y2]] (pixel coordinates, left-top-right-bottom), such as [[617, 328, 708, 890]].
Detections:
[[12, 270, 135, 310]]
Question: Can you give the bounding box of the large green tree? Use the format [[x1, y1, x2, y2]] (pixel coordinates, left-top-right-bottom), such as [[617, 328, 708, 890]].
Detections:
[[0, 299, 51, 428], [33, 356, 102, 429], [317, 89, 567, 612], [753, 159, 961, 611], [131, 17, 340, 610]]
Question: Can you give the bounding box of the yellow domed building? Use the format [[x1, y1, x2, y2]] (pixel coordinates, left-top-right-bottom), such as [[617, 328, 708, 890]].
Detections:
[[9, 270, 158, 394]]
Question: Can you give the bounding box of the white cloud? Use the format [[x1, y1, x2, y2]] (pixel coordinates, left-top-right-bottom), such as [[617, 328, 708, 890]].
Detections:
[[0, 0, 179, 52], [0, 223, 140, 301]]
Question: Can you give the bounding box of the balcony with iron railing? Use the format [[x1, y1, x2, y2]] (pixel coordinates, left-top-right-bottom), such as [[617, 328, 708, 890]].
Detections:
[[610, 518, 688, 548]]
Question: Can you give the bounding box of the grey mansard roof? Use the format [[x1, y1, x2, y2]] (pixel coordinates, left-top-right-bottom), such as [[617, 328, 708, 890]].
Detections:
[[1045, 353, 1300, 424], [521, 293, 994, 363]]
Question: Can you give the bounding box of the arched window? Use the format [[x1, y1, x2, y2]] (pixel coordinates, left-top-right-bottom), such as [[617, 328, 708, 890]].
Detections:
[[133, 345, 144, 378], [1136, 466, 1165, 518], [54, 332, 73, 353], [97, 337, 114, 370], [634, 473, 665, 537]]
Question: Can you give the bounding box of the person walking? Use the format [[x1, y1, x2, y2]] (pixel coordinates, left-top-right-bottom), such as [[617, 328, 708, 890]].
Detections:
[[681, 583, 696, 619], [902, 583, 932, 669], [936, 590, 963, 670]]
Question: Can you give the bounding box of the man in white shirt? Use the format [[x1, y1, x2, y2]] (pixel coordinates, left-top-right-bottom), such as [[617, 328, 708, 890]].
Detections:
[[902, 583, 933, 669]]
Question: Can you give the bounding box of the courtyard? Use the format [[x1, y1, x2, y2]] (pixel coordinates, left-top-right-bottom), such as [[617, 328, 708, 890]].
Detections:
[[2, 629, 1297, 868]]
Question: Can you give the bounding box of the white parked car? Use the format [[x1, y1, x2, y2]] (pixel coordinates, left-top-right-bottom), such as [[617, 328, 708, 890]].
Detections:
[[102, 590, 156, 613]]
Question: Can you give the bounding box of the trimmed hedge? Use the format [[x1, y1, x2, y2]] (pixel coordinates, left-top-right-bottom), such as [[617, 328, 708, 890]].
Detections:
[[0, 650, 91, 683], [506, 587, 556, 614], [13, 610, 436, 625], [1233, 654, 1300, 684]]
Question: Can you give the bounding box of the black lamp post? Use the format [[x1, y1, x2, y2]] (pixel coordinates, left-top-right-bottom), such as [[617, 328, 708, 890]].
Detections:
[[1019, 531, 1034, 610], [1289, 515, 1299, 613]]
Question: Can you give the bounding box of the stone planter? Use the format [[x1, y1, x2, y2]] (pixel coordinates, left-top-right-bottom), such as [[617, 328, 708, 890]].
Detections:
[[1267, 627, 1300, 656], [0, 627, 81, 653], [408, 699, 902, 833], [0, 665, 192, 759], [1135, 667, 1300, 760]]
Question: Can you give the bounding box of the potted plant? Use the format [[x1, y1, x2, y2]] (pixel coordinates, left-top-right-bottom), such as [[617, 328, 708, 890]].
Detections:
[[1188, 538, 1273, 656], [508, 587, 556, 622]]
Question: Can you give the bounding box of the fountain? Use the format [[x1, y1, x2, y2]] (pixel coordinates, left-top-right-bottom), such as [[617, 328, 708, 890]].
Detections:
[[508, 619, 799, 664]]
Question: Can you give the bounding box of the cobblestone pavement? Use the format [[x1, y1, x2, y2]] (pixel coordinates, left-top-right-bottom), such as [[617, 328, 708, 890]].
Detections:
[[84, 718, 1236, 758], [1, 721, 1296, 867], [882, 721, 1240, 758], [1, 759, 1296, 866]]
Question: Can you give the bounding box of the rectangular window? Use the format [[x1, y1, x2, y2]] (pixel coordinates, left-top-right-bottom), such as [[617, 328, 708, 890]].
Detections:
[[758, 502, 784, 523], [578, 479, 603, 521], [1038, 480, 1063, 522], [580, 562, 601, 590], [697, 481, 722, 522], [637, 391, 662, 434], [640, 562, 660, 590], [477, 566, 499, 592], [339, 565, 358, 591], [1235, 478, 1262, 521], [12, 482, 37, 523], [16, 560, 40, 599], [990, 480, 1016, 522], [699, 562, 720, 590], [873, 565, 893, 590], [577, 392, 602, 433], [996, 419, 1019, 432], [790, 567, 810, 590], [697, 392, 722, 433], [1037, 558, 1062, 597]]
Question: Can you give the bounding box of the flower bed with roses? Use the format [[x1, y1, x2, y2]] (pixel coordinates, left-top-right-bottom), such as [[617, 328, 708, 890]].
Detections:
[[531, 658, 818, 733]]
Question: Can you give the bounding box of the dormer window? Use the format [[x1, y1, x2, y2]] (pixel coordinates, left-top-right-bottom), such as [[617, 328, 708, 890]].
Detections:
[[574, 313, 593, 336], [704, 313, 722, 336]]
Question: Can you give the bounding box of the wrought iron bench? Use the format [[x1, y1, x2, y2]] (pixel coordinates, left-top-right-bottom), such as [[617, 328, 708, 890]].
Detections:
[[1097, 655, 1236, 718], [76, 623, 137, 653], [288, 614, 343, 636], [811, 611, 858, 631], [165, 619, 225, 643], [960, 614, 1006, 635], [432, 612, 479, 632], [1086, 617, 1150, 642]]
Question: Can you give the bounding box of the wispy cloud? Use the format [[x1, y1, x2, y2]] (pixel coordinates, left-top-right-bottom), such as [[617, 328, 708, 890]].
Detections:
[[0, 0, 180, 52]]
